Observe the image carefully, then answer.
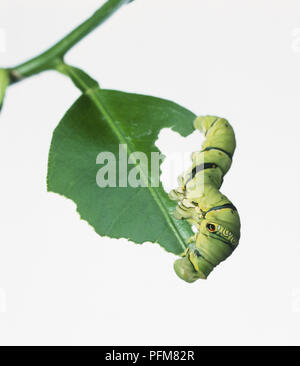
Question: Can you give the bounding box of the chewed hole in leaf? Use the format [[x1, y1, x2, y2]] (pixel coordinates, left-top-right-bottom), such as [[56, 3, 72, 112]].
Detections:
[[48, 89, 196, 255], [155, 127, 203, 193]]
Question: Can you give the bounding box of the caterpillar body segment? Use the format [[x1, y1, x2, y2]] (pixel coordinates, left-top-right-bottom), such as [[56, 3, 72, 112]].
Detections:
[[169, 116, 241, 283]]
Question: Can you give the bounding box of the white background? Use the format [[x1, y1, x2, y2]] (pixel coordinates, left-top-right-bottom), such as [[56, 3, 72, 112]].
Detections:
[[0, 0, 300, 346]]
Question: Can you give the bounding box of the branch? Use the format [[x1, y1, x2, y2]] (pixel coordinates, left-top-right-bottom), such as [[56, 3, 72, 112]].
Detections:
[[8, 0, 133, 82]]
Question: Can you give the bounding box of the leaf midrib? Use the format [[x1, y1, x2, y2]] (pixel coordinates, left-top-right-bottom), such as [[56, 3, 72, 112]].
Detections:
[[85, 88, 187, 251]]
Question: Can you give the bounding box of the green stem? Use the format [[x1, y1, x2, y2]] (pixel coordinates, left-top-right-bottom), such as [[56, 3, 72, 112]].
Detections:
[[0, 68, 9, 110], [8, 0, 133, 82]]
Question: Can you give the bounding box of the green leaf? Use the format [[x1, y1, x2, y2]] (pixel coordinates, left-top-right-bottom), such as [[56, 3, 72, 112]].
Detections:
[[47, 89, 195, 255]]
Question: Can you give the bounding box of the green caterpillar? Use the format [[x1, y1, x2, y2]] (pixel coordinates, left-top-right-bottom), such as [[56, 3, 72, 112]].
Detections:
[[169, 115, 241, 283]]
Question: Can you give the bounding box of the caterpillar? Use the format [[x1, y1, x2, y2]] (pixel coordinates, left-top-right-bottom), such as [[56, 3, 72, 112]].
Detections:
[[169, 115, 241, 283]]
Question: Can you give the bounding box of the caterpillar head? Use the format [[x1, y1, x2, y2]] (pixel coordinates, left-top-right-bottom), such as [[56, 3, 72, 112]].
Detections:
[[174, 246, 214, 283], [174, 256, 202, 283]]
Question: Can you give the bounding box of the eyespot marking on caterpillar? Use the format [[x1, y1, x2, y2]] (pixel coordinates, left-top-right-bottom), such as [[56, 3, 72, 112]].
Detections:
[[207, 223, 216, 232]]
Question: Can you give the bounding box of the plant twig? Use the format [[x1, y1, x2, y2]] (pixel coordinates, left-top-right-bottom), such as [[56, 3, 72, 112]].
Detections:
[[7, 0, 133, 83]]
